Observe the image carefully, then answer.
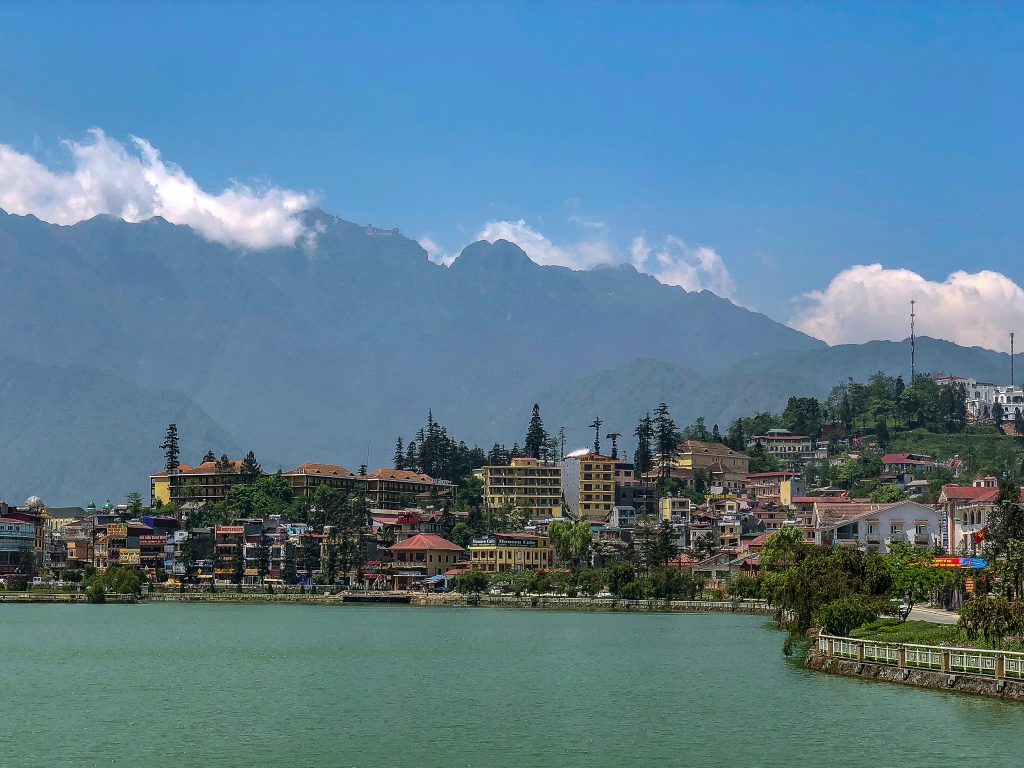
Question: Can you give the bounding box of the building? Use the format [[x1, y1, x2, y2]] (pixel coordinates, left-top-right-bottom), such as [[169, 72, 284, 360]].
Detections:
[[938, 476, 1024, 555], [934, 374, 1024, 424], [151, 459, 253, 507], [362, 469, 454, 510], [881, 452, 936, 476], [284, 463, 358, 497], [813, 499, 942, 554], [659, 495, 692, 522], [480, 457, 562, 519], [0, 517, 36, 574], [745, 471, 806, 507], [751, 504, 789, 532], [749, 429, 816, 461], [560, 453, 619, 520], [616, 482, 658, 518], [388, 533, 465, 588], [468, 533, 552, 572], [664, 440, 749, 493]]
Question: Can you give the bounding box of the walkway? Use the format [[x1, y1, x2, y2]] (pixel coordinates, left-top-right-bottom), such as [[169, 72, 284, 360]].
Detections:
[[908, 605, 959, 625]]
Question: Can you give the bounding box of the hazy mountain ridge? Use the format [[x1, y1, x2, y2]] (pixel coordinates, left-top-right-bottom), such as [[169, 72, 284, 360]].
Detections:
[[0, 208, 1008, 502]]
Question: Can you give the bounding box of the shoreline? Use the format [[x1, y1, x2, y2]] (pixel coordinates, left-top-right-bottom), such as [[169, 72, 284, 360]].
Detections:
[[2, 590, 774, 615]]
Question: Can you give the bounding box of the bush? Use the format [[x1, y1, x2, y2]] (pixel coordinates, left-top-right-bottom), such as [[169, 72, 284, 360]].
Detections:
[[453, 569, 489, 594], [63, 569, 83, 583], [814, 595, 885, 636], [619, 578, 653, 600], [576, 569, 605, 597], [87, 585, 106, 604], [650, 568, 700, 599], [728, 574, 760, 599]]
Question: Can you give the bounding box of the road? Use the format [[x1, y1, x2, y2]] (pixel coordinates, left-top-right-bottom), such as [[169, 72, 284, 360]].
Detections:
[[908, 605, 960, 625]]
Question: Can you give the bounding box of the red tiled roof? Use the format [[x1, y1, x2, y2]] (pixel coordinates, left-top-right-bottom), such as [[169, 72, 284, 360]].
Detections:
[[368, 469, 436, 482], [290, 463, 355, 477], [389, 533, 464, 552], [882, 453, 934, 466]]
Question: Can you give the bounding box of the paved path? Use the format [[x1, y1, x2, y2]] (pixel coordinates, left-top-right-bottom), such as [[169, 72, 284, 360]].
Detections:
[[908, 605, 960, 625]]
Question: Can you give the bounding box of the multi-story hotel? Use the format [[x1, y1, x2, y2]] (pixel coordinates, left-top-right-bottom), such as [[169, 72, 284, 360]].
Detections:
[[745, 471, 806, 506], [283, 463, 358, 497], [468, 532, 552, 572], [362, 469, 454, 510], [479, 457, 562, 519], [150, 459, 248, 507], [560, 453, 619, 520], [663, 440, 749, 493], [749, 430, 816, 461]]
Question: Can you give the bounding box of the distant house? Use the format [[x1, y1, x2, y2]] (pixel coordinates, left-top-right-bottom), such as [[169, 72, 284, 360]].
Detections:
[[813, 499, 942, 554], [881, 452, 936, 475], [388, 533, 465, 589]]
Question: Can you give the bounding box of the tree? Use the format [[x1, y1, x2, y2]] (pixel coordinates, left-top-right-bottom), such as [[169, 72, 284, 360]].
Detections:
[[814, 595, 885, 636], [634, 413, 654, 477], [161, 423, 180, 473], [393, 437, 405, 470], [959, 594, 1023, 648], [125, 492, 144, 517], [301, 535, 321, 582], [759, 527, 804, 571], [548, 518, 593, 570], [869, 485, 907, 503], [255, 531, 271, 583], [525, 404, 547, 460], [454, 569, 489, 594], [232, 541, 245, 586], [282, 542, 297, 585], [653, 403, 677, 481], [606, 432, 621, 460], [884, 542, 942, 619], [202, 450, 216, 463], [240, 451, 262, 484]]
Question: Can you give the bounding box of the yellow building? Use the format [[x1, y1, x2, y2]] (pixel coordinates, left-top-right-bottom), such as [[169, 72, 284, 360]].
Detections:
[[662, 440, 749, 493], [468, 533, 552, 572], [659, 496, 692, 522], [745, 472, 805, 507], [480, 457, 562, 519], [150, 459, 247, 507], [560, 453, 619, 520], [284, 463, 357, 497]]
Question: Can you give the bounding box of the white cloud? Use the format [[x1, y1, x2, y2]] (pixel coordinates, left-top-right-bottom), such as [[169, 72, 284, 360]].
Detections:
[[473, 218, 737, 298], [475, 219, 617, 270], [630, 235, 737, 299], [0, 129, 316, 249], [790, 264, 1024, 350], [418, 234, 457, 266]]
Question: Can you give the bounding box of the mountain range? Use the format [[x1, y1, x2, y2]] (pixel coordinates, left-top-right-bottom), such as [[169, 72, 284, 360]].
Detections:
[[0, 208, 1014, 504]]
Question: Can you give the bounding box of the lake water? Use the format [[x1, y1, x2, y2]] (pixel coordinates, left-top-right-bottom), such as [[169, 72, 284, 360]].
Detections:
[[1, 604, 1021, 766]]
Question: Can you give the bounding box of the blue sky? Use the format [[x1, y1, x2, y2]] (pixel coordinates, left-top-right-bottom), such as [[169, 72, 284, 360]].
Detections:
[[1, 2, 1022, 347]]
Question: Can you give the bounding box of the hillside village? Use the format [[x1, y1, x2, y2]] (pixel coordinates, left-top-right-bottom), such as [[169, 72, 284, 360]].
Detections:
[[2, 370, 1023, 595]]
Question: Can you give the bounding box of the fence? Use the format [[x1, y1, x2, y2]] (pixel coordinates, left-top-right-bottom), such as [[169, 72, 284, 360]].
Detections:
[[817, 633, 1024, 680]]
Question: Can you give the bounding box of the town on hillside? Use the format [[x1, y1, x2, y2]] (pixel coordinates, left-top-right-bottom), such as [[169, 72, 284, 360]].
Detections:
[[2, 371, 1023, 598]]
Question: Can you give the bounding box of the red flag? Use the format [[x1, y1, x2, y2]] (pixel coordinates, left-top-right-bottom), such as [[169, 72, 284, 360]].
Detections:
[[974, 527, 987, 544]]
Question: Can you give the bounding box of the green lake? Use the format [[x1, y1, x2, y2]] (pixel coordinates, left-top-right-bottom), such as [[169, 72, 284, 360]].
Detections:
[[1, 604, 1021, 766]]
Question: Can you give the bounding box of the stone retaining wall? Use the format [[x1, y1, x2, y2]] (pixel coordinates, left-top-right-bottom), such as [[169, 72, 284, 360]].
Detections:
[[805, 650, 1024, 702], [410, 593, 773, 613]]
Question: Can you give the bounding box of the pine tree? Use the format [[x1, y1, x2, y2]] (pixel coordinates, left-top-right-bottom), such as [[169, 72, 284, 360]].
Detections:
[[393, 437, 405, 470], [406, 441, 418, 472], [711, 423, 722, 443], [654, 403, 677, 480], [161, 423, 180, 473], [202, 450, 216, 463], [634, 413, 654, 477], [524, 404, 547, 459], [241, 451, 262, 484], [606, 432, 621, 460]]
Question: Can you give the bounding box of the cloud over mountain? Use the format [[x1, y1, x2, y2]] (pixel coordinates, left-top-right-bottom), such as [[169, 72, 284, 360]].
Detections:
[[790, 264, 1024, 350], [472, 218, 737, 298], [0, 129, 315, 249]]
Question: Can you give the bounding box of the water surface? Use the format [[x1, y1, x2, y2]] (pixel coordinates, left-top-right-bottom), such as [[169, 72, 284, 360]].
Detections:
[[2, 604, 1021, 766]]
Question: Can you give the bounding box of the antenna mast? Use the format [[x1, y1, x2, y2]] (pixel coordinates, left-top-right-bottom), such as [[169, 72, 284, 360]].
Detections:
[[910, 300, 916, 380]]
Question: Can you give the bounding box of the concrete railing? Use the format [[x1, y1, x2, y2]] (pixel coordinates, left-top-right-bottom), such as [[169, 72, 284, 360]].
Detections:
[[817, 633, 1024, 680]]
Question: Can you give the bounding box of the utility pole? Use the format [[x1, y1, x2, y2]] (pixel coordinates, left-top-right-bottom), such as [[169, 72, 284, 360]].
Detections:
[[910, 300, 916, 380], [1012, 332, 1016, 387]]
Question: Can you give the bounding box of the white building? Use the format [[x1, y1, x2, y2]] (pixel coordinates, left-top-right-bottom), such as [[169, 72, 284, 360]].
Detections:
[[934, 375, 1024, 423], [813, 500, 943, 554]]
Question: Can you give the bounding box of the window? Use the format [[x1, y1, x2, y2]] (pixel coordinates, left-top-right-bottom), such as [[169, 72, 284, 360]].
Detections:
[[890, 523, 903, 536], [916, 524, 928, 536]]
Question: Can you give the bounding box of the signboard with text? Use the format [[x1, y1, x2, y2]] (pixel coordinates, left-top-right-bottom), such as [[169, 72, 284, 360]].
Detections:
[[215, 526, 245, 535], [932, 557, 988, 570], [119, 549, 141, 565], [106, 524, 128, 538]]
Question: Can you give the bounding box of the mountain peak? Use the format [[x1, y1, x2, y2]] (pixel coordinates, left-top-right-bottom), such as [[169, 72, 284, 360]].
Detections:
[[450, 239, 537, 272]]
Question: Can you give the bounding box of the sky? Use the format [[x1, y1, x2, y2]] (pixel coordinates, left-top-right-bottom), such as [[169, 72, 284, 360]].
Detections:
[[0, 2, 1022, 350]]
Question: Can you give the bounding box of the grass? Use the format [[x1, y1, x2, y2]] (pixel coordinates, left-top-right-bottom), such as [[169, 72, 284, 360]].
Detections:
[[851, 618, 1024, 652], [888, 427, 1023, 473]]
